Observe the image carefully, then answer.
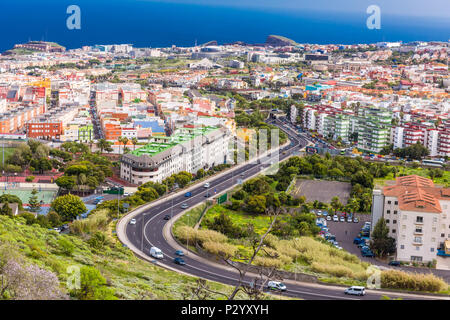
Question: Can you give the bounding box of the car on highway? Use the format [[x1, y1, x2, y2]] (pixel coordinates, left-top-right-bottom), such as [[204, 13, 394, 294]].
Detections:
[[388, 260, 401, 267], [185, 192, 192, 197], [203, 183, 210, 188], [173, 257, 186, 265], [267, 281, 286, 292], [150, 247, 164, 259], [180, 203, 189, 209], [204, 192, 211, 197], [129, 218, 137, 225], [353, 217, 359, 223], [333, 215, 338, 222], [339, 216, 345, 222], [344, 286, 366, 296], [175, 250, 184, 256], [163, 215, 171, 220], [326, 215, 331, 221]]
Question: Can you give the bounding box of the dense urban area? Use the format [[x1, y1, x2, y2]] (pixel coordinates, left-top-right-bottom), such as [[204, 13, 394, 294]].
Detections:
[[0, 38, 449, 300]]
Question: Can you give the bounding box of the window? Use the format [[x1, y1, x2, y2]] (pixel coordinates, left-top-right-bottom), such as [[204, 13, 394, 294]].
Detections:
[[392, 229, 396, 233], [386, 219, 390, 224], [393, 220, 397, 224], [387, 200, 391, 204], [432, 238, 436, 242], [431, 248, 434, 252], [387, 210, 391, 214], [394, 210, 398, 214], [433, 227, 437, 232], [394, 201, 398, 205], [433, 217, 438, 223], [442, 234, 445, 238], [416, 216, 423, 223], [415, 227, 422, 233], [400, 245, 404, 249], [414, 237, 422, 243]]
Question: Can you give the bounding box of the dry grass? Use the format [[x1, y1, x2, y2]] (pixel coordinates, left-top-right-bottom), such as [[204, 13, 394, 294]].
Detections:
[[381, 270, 447, 292]]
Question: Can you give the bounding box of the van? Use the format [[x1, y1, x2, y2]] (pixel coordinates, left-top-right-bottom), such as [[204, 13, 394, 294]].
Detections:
[[150, 247, 164, 259], [344, 286, 365, 296]]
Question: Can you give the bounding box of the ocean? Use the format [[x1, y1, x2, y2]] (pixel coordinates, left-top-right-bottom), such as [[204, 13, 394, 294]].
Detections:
[[0, 0, 449, 51]]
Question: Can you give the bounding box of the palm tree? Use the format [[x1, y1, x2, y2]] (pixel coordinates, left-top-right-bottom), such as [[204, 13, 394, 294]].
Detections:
[[131, 137, 138, 151], [122, 137, 129, 153], [117, 136, 124, 154]]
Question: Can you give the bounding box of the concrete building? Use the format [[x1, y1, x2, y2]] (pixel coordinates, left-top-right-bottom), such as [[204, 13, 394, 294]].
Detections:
[[372, 175, 450, 264], [120, 126, 231, 185]]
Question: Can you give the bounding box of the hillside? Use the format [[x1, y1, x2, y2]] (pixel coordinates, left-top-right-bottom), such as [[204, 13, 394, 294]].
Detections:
[[265, 35, 299, 47], [0, 214, 259, 300]]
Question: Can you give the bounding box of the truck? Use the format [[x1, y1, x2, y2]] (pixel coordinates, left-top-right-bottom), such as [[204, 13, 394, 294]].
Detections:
[[150, 247, 164, 259]]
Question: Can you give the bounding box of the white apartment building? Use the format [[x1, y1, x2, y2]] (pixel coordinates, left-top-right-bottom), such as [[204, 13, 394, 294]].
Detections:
[[290, 105, 298, 124], [120, 126, 231, 185], [372, 175, 450, 264]]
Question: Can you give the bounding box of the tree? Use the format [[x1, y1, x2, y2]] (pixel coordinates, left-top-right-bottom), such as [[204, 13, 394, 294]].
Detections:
[[51, 194, 87, 221], [0, 202, 13, 217], [28, 189, 41, 213], [131, 137, 138, 151], [55, 176, 77, 193], [246, 195, 266, 214], [330, 196, 342, 214], [70, 266, 116, 300], [370, 218, 396, 257], [96, 139, 113, 154]]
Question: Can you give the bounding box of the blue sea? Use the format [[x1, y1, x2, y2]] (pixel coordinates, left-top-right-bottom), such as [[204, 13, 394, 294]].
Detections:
[[0, 0, 449, 52]]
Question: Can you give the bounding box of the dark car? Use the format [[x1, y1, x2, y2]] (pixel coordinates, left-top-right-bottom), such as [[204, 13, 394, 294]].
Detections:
[[185, 192, 192, 197], [361, 250, 375, 257], [163, 215, 171, 220], [204, 192, 211, 198], [388, 260, 401, 267], [353, 237, 363, 245], [175, 250, 184, 256], [173, 257, 186, 265]]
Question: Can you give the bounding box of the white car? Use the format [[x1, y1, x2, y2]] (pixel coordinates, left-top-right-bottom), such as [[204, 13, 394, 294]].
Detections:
[[267, 281, 287, 292], [203, 182, 210, 188], [333, 215, 339, 222], [344, 286, 366, 296], [129, 218, 137, 225], [340, 217, 345, 222], [326, 215, 332, 221], [317, 211, 322, 217], [347, 217, 353, 223]]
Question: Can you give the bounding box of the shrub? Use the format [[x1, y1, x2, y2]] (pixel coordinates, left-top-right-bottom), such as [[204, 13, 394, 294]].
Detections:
[[26, 176, 35, 182], [253, 256, 282, 268], [202, 241, 237, 258], [381, 270, 447, 292]]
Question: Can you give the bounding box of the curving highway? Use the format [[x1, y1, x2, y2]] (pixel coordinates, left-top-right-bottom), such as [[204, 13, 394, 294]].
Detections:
[[117, 119, 448, 301]]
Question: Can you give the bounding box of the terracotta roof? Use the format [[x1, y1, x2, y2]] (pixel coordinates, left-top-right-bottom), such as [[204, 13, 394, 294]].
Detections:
[[383, 175, 448, 214]]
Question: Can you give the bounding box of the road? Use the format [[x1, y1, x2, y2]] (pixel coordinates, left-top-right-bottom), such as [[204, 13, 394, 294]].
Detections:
[[118, 119, 448, 300]]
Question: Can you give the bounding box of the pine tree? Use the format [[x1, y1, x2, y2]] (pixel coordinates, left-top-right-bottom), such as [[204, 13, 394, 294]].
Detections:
[[28, 188, 41, 213]]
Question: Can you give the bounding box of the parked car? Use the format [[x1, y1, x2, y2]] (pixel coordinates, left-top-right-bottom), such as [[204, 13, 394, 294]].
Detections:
[[339, 216, 345, 222], [267, 281, 287, 292], [388, 260, 401, 267], [353, 237, 363, 244], [361, 249, 375, 257], [175, 250, 184, 256], [333, 215, 339, 222], [150, 247, 164, 259], [326, 215, 332, 221], [180, 203, 189, 209], [129, 218, 137, 225], [344, 286, 366, 296], [317, 210, 322, 216], [353, 217, 359, 223], [185, 192, 192, 197], [347, 217, 353, 223], [173, 257, 186, 265]]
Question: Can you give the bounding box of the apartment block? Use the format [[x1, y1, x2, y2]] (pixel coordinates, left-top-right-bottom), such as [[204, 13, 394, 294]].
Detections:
[[372, 175, 450, 264], [120, 126, 231, 185]]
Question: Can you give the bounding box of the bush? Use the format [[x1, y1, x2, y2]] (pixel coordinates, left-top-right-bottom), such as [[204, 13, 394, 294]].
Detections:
[[381, 270, 447, 292], [202, 241, 237, 258], [25, 176, 35, 182]]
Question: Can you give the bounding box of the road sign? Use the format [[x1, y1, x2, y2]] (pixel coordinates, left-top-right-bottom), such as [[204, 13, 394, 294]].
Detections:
[[217, 193, 227, 205]]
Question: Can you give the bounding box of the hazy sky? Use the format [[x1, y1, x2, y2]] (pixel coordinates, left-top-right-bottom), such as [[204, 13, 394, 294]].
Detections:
[[143, 0, 450, 18]]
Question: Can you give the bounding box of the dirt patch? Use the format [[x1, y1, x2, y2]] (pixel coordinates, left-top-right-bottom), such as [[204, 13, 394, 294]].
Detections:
[[291, 179, 351, 204]]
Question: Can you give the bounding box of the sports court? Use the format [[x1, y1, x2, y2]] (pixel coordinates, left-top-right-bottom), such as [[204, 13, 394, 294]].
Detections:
[[0, 183, 58, 205]]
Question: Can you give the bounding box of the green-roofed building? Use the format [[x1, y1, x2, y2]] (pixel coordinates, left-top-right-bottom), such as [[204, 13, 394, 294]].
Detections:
[[120, 125, 231, 185]]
